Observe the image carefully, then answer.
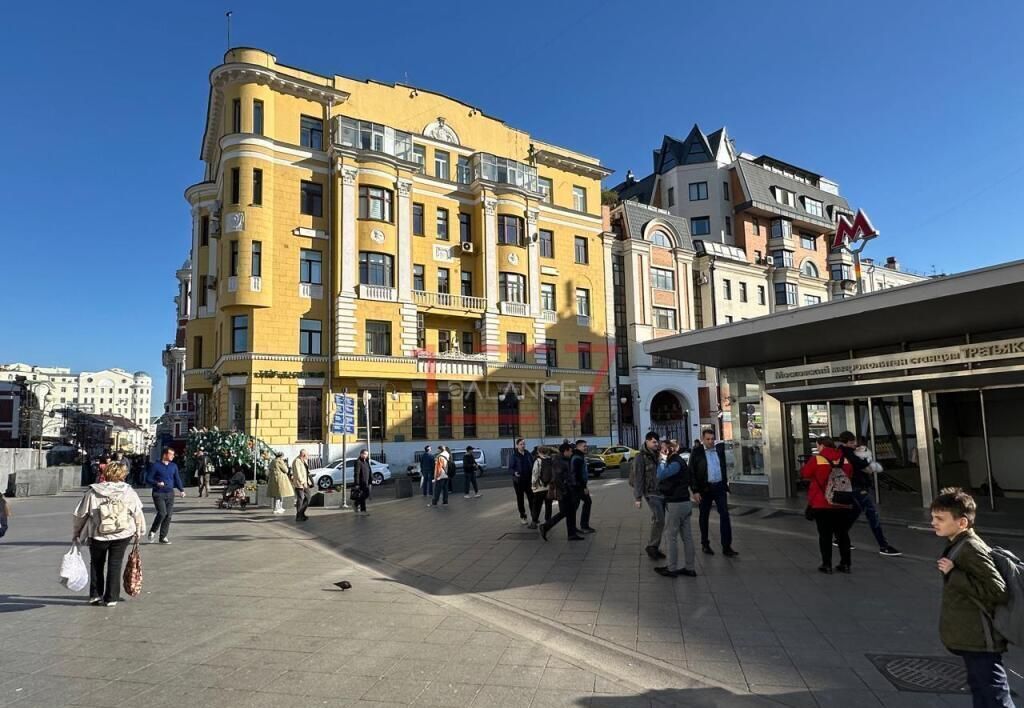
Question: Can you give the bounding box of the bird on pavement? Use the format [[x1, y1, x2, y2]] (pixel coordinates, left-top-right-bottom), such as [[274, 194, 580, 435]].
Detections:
[[333, 581, 352, 591]]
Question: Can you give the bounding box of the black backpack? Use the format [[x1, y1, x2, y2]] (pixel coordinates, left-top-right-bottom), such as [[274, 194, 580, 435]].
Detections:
[[540, 457, 555, 485]]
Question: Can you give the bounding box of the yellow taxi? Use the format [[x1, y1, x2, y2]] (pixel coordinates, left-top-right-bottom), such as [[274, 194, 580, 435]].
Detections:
[[593, 445, 638, 468]]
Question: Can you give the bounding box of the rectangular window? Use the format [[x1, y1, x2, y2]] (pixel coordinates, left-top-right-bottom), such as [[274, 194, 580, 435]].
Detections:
[[507, 333, 527, 363], [200, 215, 210, 246], [804, 294, 822, 306], [497, 390, 519, 437], [365, 320, 392, 355], [572, 186, 587, 212], [831, 263, 853, 281], [229, 240, 239, 276], [757, 285, 766, 305], [251, 241, 262, 277], [690, 217, 710, 236], [650, 267, 675, 291], [358, 387, 387, 441], [412, 145, 426, 172], [540, 283, 556, 312], [411, 390, 427, 439], [300, 249, 322, 284], [752, 217, 761, 236], [652, 307, 677, 330], [231, 315, 248, 353], [438, 391, 452, 438], [230, 167, 240, 204], [539, 229, 554, 258], [739, 281, 748, 303], [434, 150, 450, 180], [688, 181, 708, 201], [232, 98, 241, 132], [774, 187, 795, 207], [416, 313, 425, 349], [297, 388, 322, 441], [413, 264, 425, 291], [723, 279, 732, 300], [438, 329, 451, 353], [543, 394, 560, 436], [252, 168, 263, 205], [771, 249, 795, 268], [771, 218, 793, 239], [252, 99, 264, 135], [499, 272, 526, 303], [198, 276, 208, 306], [301, 181, 323, 216], [774, 282, 797, 306], [462, 391, 477, 437], [437, 267, 450, 294], [574, 236, 589, 264], [436, 207, 449, 240], [575, 288, 591, 317], [538, 177, 553, 204], [299, 318, 321, 355], [800, 232, 817, 250], [359, 252, 394, 286], [497, 214, 523, 245], [725, 216, 732, 237], [667, 186, 675, 207], [461, 331, 474, 354], [579, 393, 595, 436], [460, 270, 472, 297], [457, 155, 470, 184], [192, 336, 203, 369], [459, 212, 471, 243], [358, 185, 392, 222], [723, 181, 730, 200], [804, 198, 823, 218], [578, 341, 592, 369], [544, 339, 558, 368], [300, 115, 323, 150], [413, 203, 424, 236]]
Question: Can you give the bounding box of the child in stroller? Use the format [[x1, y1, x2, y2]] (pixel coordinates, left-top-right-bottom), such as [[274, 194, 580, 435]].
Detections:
[[217, 468, 249, 509]]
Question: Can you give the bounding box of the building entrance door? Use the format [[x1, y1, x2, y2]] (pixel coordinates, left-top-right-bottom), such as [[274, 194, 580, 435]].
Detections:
[[649, 390, 689, 445]]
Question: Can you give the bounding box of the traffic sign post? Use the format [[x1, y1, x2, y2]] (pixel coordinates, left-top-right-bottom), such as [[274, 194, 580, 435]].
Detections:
[[332, 392, 356, 509]]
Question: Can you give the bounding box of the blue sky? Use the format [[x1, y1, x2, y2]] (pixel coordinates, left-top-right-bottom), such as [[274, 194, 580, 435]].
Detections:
[[1, 0, 1022, 414]]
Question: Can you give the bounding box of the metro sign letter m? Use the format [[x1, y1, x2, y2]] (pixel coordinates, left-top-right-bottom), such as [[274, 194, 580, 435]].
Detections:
[[831, 209, 878, 250]]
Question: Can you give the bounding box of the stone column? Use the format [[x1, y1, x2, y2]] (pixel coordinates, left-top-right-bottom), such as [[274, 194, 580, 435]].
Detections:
[[527, 209, 541, 317], [396, 179, 413, 301], [674, 251, 692, 331], [339, 168, 359, 294], [481, 198, 500, 354]]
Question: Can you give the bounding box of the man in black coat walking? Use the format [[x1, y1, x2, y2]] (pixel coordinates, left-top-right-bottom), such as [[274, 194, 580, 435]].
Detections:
[[689, 428, 738, 557]]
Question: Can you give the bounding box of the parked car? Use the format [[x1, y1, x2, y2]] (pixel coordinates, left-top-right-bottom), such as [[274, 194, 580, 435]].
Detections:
[[585, 455, 607, 478], [309, 458, 391, 490], [592, 445, 638, 468]]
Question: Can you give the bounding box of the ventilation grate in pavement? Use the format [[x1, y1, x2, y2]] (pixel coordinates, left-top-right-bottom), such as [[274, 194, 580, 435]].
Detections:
[[500, 532, 539, 541], [866, 654, 968, 693]]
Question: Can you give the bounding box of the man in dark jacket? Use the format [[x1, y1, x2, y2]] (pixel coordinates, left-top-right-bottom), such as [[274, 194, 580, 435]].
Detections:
[[462, 446, 480, 498], [689, 428, 737, 557], [419, 446, 434, 497], [655, 440, 697, 578], [540, 443, 583, 541], [631, 432, 665, 559], [508, 438, 534, 525], [932, 487, 1012, 708], [837, 431, 900, 556], [572, 440, 595, 533]]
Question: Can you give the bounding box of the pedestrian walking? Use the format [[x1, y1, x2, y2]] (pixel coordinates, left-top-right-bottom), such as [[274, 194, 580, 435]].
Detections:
[[266, 451, 293, 514], [540, 443, 583, 541], [462, 446, 481, 498], [508, 438, 534, 525], [631, 432, 665, 560], [352, 449, 372, 515], [430, 450, 450, 506], [0, 495, 10, 539], [441, 446, 455, 493], [801, 436, 855, 574], [836, 432, 900, 556], [529, 446, 554, 528], [572, 440, 595, 533], [72, 460, 146, 607], [195, 450, 212, 498], [146, 447, 185, 544], [690, 428, 738, 557], [419, 446, 435, 497], [291, 449, 312, 522], [654, 440, 697, 578], [932, 487, 1015, 708]]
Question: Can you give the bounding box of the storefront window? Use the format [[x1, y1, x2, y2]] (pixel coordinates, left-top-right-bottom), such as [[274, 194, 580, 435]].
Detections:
[[720, 367, 765, 480]]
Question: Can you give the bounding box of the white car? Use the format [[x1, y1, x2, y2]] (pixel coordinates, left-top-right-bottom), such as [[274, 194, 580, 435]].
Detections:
[[309, 458, 391, 490]]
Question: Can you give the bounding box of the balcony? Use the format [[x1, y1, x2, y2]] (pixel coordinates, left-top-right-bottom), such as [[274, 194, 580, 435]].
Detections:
[[471, 153, 539, 193], [413, 290, 486, 311], [227, 276, 238, 293], [358, 284, 397, 302], [335, 116, 413, 162], [415, 351, 488, 377], [249, 276, 262, 292], [541, 309, 557, 323], [299, 282, 324, 299], [499, 301, 530, 317]]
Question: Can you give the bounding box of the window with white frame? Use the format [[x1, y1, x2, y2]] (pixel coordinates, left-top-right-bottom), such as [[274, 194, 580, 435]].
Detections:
[[575, 288, 591, 317], [801, 260, 820, 278], [358, 185, 393, 222], [650, 267, 675, 291], [299, 319, 322, 355], [434, 150, 450, 180], [653, 307, 677, 330], [541, 283, 555, 312], [804, 197, 823, 218], [773, 187, 795, 207], [771, 218, 793, 239], [538, 177, 553, 204], [649, 230, 672, 247], [499, 272, 526, 303], [688, 182, 708, 201], [300, 249, 322, 284], [804, 294, 822, 306], [572, 185, 587, 212], [800, 232, 817, 250]]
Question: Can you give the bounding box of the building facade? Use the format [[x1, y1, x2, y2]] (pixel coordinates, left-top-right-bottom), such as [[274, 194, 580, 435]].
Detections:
[[181, 48, 615, 465], [158, 258, 197, 445]]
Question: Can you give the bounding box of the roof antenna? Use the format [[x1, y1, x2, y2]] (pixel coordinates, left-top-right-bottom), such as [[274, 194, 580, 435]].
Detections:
[[225, 10, 233, 50], [404, 71, 409, 85]]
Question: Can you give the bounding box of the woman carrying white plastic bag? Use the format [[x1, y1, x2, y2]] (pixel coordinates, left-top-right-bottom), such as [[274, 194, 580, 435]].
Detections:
[[72, 461, 146, 607], [59, 544, 89, 591]]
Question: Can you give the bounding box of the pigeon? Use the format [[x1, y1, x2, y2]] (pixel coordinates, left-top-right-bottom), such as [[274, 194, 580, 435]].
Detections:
[[333, 581, 352, 591]]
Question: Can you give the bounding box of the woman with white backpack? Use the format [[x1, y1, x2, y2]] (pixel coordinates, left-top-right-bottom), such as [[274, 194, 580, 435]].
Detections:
[[72, 461, 146, 607], [801, 437, 856, 575]]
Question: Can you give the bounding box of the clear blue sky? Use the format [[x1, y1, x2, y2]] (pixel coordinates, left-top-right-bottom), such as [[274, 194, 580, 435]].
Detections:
[[2, 1, 1022, 415]]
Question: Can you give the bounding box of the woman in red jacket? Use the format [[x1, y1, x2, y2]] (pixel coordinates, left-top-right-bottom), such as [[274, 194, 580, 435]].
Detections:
[[801, 437, 855, 574]]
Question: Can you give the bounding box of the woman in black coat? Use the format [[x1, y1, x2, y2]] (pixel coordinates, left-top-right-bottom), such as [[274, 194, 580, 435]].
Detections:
[[353, 450, 372, 515]]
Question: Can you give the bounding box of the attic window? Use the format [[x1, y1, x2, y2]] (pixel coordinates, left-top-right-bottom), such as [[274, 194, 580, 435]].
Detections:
[[649, 230, 672, 248], [773, 187, 795, 208], [687, 141, 706, 157], [803, 197, 823, 218]]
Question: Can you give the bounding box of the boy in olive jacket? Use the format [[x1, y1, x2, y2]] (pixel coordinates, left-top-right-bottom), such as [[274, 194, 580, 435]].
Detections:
[[931, 487, 1014, 707]]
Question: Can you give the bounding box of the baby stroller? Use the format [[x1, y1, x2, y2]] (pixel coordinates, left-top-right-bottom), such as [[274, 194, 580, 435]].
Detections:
[[216, 470, 249, 509]]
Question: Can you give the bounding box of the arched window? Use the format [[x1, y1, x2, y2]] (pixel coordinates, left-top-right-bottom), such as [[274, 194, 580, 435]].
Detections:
[[800, 260, 819, 278], [649, 230, 672, 248]]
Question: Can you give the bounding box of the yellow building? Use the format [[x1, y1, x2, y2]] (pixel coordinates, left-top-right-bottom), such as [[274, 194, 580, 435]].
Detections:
[[183, 48, 615, 465]]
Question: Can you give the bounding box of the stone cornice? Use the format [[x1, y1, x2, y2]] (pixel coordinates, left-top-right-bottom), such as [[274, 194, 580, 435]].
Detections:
[[533, 149, 613, 180]]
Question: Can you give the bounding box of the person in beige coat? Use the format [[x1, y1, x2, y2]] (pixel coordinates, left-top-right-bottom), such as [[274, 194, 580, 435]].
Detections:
[[291, 449, 312, 522], [267, 452, 294, 515]]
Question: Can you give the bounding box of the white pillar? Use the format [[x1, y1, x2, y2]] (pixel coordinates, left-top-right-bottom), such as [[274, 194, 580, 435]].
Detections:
[[484, 198, 499, 306], [527, 209, 541, 317], [340, 168, 359, 294], [396, 179, 413, 301]]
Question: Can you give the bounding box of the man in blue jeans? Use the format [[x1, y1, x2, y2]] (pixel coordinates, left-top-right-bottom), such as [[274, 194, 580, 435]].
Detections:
[[146, 447, 185, 544], [689, 429, 737, 557], [837, 431, 900, 556]]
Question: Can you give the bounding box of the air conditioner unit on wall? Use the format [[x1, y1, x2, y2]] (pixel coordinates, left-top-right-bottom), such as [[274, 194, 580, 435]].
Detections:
[[460, 241, 475, 254], [764, 256, 775, 266]]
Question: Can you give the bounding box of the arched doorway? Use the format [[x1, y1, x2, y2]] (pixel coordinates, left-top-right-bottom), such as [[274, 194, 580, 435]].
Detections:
[[650, 390, 690, 445]]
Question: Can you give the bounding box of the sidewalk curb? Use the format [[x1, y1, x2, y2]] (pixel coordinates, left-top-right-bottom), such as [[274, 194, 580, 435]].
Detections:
[[247, 512, 780, 705]]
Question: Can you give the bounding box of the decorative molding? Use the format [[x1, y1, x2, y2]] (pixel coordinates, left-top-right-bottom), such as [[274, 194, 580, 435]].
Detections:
[[370, 229, 386, 244], [224, 212, 245, 233], [484, 198, 498, 216], [423, 117, 460, 145], [293, 227, 327, 239], [396, 179, 413, 197], [342, 168, 359, 185], [541, 266, 559, 277], [507, 252, 520, 266], [433, 244, 456, 263], [526, 209, 540, 226]]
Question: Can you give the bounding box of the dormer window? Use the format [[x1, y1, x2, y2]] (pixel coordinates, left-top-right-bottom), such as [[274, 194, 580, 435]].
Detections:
[[803, 197, 823, 218], [649, 230, 672, 248], [773, 187, 795, 208]]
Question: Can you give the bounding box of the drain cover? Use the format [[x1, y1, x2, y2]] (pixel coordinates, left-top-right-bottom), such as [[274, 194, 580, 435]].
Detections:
[[500, 532, 539, 540], [866, 654, 967, 694]]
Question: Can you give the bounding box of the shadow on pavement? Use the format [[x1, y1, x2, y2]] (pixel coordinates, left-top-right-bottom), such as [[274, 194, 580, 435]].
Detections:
[[584, 688, 807, 707], [0, 541, 71, 546], [0, 594, 86, 612]]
